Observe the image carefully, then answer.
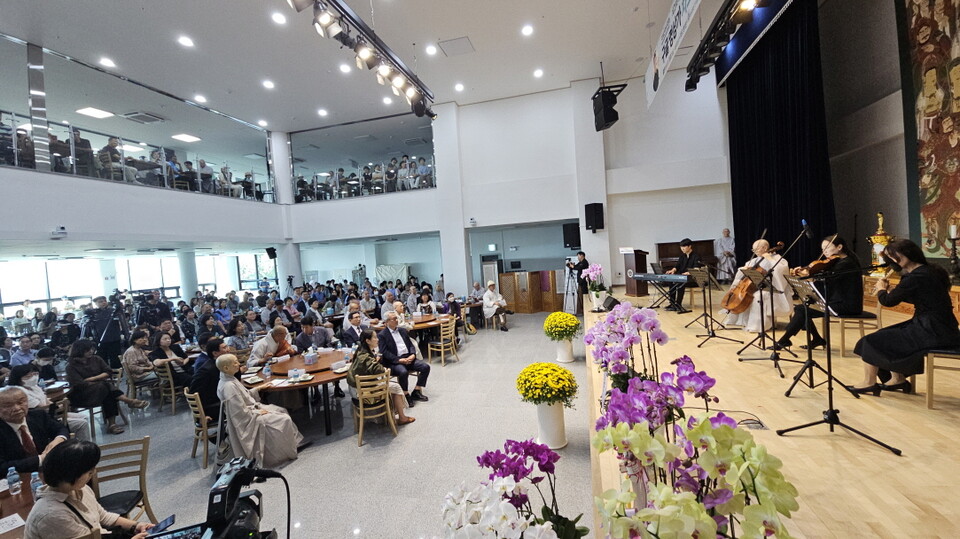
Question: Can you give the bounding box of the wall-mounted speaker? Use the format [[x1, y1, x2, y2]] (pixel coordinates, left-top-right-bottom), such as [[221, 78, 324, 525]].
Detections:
[[265, 247, 277, 259], [562, 223, 581, 249], [585, 203, 604, 231]]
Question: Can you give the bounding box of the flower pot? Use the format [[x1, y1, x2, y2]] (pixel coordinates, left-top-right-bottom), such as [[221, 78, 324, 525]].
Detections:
[[536, 402, 567, 449], [590, 291, 607, 312], [555, 339, 574, 363], [621, 457, 650, 509]]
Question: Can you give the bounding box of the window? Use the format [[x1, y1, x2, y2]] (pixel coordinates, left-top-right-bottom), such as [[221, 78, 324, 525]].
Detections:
[[237, 254, 278, 291]]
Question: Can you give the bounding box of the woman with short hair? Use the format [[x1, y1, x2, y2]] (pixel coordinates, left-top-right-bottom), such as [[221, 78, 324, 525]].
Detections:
[[66, 340, 146, 435]]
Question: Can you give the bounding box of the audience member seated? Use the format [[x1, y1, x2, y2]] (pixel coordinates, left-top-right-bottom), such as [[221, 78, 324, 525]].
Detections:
[[189, 337, 229, 424], [147, 332, 193, 387], [347, 329, 414, 425], [248, 326, 295, 367], [34, 348, 57, 381], [417, 157, 433, 188], [340, 312, 369, 348], [260, 299, 278, 326], [24, 439, 155, 539], [380, 291, 397, 319], [343, 300, 379, 326], [295, 316, 332, 351], [98, 137, 139, 184], [216, 354, 304, 467], [10, 336, 35, 366], [323, 294, 343, 315], [483, 280, 513, 332], [214, 300, 233, 324], [199, 313, 225, 337], [121, 330, 158, 384], [243, 309, 267, 336], [176, 160, 199, 191], [197, 159, 216, 193], [0, 337, 12, 372], [224, 318, 252, 353], [0, 386, 68, 473], [7, 364, 89, 441], [392, 302, 415, 330], [50, 315, 80, 356], [377, 312, 430, 407], [155, 318, 183, 345], [66, 341, 145, 435], [360, 290, 377, 312], [415, 291, 438, 315]]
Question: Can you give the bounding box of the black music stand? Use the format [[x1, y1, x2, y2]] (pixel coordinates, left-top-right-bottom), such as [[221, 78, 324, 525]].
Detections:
[[782, 276, 859, 398], [687, 268, 742, 347], [776, 269, 901, 456], [733, 268, 777, 353], [737, 267, 801, 376]]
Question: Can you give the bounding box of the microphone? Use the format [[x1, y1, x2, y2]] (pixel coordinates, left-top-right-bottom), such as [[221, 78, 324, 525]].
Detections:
[[801, 219, 813, 239]]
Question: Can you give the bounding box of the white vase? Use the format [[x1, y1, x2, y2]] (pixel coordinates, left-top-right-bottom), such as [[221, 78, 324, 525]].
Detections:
[[536, 402, 567, 449], [590, 291, 606, 312], [555, 339, 574, 363]]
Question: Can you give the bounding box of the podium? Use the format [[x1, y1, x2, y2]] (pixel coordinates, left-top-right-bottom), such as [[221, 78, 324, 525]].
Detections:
[[623, 249, 649, 296]]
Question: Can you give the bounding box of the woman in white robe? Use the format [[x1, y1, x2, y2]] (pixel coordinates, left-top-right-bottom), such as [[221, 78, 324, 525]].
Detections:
[[723, 239, 792, 333], [216, 354, 303, 468]]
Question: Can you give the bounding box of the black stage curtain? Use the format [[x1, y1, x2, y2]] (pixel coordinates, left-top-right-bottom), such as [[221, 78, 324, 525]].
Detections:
[[727, 0, 836, 266]]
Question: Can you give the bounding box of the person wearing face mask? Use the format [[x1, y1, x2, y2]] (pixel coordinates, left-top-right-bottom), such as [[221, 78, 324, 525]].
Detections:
[[848, 239, 960, 395], [7, 364, 90, 441]]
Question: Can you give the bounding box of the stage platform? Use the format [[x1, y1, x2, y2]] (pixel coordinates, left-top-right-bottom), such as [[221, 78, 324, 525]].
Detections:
[[585, 287, 960, 538]]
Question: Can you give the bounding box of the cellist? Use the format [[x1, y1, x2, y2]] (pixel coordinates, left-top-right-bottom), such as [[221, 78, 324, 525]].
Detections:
[[772, 235, 864, 351], [722, 239, 792, 333]]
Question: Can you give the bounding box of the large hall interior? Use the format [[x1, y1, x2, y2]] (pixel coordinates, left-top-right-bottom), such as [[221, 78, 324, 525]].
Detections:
[[1, 0, 958, 538]]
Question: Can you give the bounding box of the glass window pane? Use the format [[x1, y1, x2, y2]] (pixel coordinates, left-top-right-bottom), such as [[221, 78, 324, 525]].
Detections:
[[47, 259, 101, 298], [257, 255, 277, 280], [128, 258, 163, 291], [116, 260, 131, 292], [0, 260, 49, 303], [238, 254, 257, 282], [161, 258, 181, 288], [196, 256, 216, 285]]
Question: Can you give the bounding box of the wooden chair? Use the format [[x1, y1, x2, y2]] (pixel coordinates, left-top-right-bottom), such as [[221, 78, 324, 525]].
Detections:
[[184, 389, 216, 469], [125, 367, 159, 401], [915, 349, 960, 409], [825, 311, 880, 357], [351, 371, 397, 447], [91, 436, 158, 524], [51, 397, 70, 427], [428, 318, 461, 366], [156, 363, 185, 414]]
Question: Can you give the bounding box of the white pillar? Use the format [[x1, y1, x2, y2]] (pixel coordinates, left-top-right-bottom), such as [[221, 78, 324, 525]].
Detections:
[[571, 79, 612, 284], [275, 243, 303, 297], [432, 102, 471, 296], [178, 250, 199, 299], [99, 259, 119, 298], [270, 131, 294, 205], [363, 243, 378, 280]]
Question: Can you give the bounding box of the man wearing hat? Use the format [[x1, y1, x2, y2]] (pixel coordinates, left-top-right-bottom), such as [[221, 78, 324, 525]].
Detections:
[[482, 280, 513, 331]]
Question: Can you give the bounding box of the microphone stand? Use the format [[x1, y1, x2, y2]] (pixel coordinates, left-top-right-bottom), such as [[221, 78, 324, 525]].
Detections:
[[776, 265, 902, 456]]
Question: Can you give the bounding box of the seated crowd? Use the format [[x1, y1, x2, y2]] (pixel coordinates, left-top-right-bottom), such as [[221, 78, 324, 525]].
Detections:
[[295, 154, 434, 202]]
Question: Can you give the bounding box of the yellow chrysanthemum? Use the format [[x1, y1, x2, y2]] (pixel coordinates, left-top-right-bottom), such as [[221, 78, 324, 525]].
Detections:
[[543, 311, 582, 341], [516, 362, 578, 408]]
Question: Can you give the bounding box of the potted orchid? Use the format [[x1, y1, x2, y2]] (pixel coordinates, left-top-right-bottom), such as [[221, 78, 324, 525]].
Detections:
[[584, 302, 669, 394], [582, 263, 608, 312], [440, 439, 590, 539]]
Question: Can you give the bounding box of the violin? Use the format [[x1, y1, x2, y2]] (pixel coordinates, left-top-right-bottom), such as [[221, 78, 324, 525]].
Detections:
[[790, 255, 841, 277], [720, 241, 784, 314]]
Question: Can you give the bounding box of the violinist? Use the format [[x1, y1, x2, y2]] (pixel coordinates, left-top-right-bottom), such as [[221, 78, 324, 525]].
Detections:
[[849, 239, 960, 395], [773, 235, 863, 351], [722, 239, 792, 333]]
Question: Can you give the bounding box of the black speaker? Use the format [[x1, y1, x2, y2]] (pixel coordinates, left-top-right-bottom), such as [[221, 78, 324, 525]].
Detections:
[[603, 296, 620, 311], [265, 247, 277, 259], [585, 203, 604, 231], [562, 223, 581, 249], [593, 90, 619, 131]]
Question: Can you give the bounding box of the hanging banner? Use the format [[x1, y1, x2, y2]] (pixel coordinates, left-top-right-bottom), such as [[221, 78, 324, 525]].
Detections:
[[645, 0, 702, 107]]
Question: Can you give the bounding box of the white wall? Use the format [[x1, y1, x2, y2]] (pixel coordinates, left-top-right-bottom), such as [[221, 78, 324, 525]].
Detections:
[[375, 237, 442, 288], [299, 243, 367, 283], [467, 222, 574, 280], [286, 188, 440, 243]]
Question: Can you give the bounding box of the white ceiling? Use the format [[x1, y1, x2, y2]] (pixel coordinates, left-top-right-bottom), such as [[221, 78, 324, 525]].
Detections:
[[0, 0, 722, 133], [0, 239, 273, 263]]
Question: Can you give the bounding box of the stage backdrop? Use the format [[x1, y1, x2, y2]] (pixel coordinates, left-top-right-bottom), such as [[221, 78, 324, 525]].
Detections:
[[897, 0, 960, 257]]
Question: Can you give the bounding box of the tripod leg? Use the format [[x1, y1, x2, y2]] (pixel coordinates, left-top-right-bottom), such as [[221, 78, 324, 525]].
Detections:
[[776, 419, 827, 436], [835, 421, 902, 456], [784, 360, 816, 396]]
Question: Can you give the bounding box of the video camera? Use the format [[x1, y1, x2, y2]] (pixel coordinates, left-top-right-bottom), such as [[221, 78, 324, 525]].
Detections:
[[204, 458, 278, 539]]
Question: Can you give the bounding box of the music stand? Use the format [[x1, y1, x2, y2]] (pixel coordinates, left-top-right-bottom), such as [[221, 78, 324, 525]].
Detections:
[[776, 269, 901, 456], [782, 276, 859, 398], [733, 268, 776, 353], [738, 267, 801, 377], [687, 268, 742, 347]]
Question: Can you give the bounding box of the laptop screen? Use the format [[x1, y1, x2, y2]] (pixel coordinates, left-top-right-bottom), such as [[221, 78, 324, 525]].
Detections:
[[147, 525, 205, 539]]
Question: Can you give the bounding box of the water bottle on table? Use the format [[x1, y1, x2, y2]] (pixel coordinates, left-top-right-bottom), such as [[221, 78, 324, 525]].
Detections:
[[30, 471, 42, 501], [7, 466, 20, 495], [263, 362, 272, 379]]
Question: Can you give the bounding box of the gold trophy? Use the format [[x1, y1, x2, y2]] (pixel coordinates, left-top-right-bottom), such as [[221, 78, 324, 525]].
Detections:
[[868, 212, 893, 277]]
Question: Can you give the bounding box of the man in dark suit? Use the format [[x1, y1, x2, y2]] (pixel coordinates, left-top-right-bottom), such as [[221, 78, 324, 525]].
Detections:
[[0, 387, 69, 473], [189, 338, 229, 424], [339, 312, 369, 348], [665, 238, 703, 311], [377, 312, 430, 407]]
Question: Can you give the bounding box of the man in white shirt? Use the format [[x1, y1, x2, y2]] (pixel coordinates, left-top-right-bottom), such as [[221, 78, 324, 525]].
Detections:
[[197, 159, 216, 193], [340, 311, 368, 348], [248, 326, 294, 367], [260, 299, 278, 326], [359, 291, 377, 312], [380, 291, 397, 319], [483, 280, 513, 332]]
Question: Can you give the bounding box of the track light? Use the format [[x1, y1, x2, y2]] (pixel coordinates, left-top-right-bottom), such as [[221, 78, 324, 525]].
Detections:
[[376, 63, 393, 85], [391, 74, 406, 88], [313, 5, 342, 38], [730, 4, 754, 25], [404, 85, 420, 104], [287, 0, 314, 12], [696, 64, 711, 77], [354, 41, 377, 69], [685, 78, 698, 92], [706, 45, 723, 59]]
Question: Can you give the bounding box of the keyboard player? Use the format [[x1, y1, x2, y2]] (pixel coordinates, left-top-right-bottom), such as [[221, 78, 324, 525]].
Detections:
[[664, 238, 703, 311]]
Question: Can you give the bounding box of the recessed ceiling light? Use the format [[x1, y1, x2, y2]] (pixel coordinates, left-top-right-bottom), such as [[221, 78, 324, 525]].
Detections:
[[61, 120, 69, 125], [121, 144, 143, 153], [522, 24, 534, 36], [177, 35, 195, 47], [194, 94, 207, 103], [171, 133, 202, 143], [262, 79, 275, 89], [317, 109, 328, 117], [454, 82, 464, 92], [271, 12, 287, 24], [383, 97, 393, 105], [339, 63, 352, 73], [533, 68, 543, 78], [76, 107, 114, 119], [258, 120, 268, 127], [425, 44, 437, 55], [16, 123, 32, 131], [99, 57, 116, 68]]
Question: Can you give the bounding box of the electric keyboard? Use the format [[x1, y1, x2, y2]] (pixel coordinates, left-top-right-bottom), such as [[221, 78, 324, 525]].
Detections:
[[631, 273, 690, 283]]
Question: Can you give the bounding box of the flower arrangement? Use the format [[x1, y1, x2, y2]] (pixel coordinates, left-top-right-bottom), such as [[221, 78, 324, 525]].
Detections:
[[584, 301, 668, 387], [440, 439, 589, 539], [592, 356, 799, 539], [543, 312, 582, 342], [582, 263, 607, 295], [516, 363, 579, 408]]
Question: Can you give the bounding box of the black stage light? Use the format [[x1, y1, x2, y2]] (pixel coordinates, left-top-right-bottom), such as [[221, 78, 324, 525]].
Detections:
[[685, 77, 699, 92], [287, 0, 314, 13]]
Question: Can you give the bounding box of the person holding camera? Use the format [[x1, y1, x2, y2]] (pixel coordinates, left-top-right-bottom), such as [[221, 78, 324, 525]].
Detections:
[[566, 251, 590, 295], [82, 296, 125, 369]]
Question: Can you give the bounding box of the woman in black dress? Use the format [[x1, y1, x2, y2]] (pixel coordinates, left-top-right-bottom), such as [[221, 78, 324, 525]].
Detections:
[[850, 239, 960, 395]]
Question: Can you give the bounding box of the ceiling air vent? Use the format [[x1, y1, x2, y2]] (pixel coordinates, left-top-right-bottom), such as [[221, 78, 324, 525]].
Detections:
[[404, 137, 428, 146], [121, 111, 166, 124], [353, 134, 377, 141], [438, 36, 475, 57]]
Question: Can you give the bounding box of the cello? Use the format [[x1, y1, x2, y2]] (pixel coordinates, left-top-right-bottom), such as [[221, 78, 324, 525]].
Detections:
[[720, 241, 784, 314]]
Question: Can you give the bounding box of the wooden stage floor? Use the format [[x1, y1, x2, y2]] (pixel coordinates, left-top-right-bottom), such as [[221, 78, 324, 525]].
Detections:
[[586, 287, 960, 538]]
